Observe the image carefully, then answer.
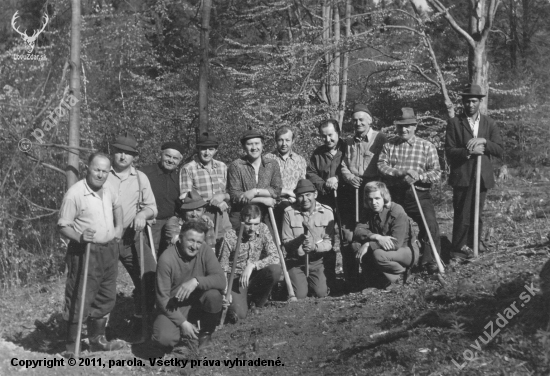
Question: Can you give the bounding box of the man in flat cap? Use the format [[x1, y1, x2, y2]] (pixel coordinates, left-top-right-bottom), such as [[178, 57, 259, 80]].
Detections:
[[340, 104, 387, 288], [227, 130, 282, 233], [142, 142, 185, 256], [165, 190, 217, 251], [445, 84, 504, 259], [282, 179, 335, 299], [105, 132, 158, 334], [180, 132, 232, 250], [378, 108, 442, 274]]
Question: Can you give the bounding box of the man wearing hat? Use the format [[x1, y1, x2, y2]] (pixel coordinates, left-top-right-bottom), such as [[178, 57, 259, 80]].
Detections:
[[282, 179, 335, 299], [105, 132, 158, 332], [378, 108, 442, 274], [227, 130, 282, 232], [164, 190, 217, 252], [180, 132, 232, 247], [340, 105, 387, 288], [445, 84, 504, 259], [142, 142, 185, 256]]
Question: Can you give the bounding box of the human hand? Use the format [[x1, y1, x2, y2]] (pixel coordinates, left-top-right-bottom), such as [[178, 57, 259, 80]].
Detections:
[[302, 235, 315, 254], [356, 243, 369, 261], [240, 264, 255, 288], [180, 321, 199, 339], [222, 295, 232, 309], [133, 212, 147, 232], [404, 175, 416, 185], [376, 235, 397, 251], [468, 144, 485, 155], [407, 170, 420, 180], [114, 226, 123, 243], [175, 278, 199, 301], [81, 228, 96, 243], [263, 197, 276, 208], [171, 234, 179, 245], [211, 194, 228, 211], [349, 176, 363, 189], [325, 177, 339, 191], [239, 190, 256, 204], [466, 137, 486, 150]]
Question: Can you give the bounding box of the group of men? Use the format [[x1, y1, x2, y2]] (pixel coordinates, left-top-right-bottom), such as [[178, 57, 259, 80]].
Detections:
[[57, 83, 503, 356]]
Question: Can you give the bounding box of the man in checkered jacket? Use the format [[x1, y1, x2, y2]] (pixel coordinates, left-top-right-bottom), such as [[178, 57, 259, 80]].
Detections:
[[377, 107, 442, 275]]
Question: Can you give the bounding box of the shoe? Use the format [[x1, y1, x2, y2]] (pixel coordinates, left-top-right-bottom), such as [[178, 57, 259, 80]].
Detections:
[[226, 310, 239, 324], [424, 262, 439, 275], [198, 332, 213, 350], [249, 302, 260, 316], [451, 245, 475, 261], [88, 317, 125, 352]]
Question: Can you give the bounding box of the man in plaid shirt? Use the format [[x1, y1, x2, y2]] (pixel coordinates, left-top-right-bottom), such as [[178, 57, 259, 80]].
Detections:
[[378, 108, 442, 274], [180, 132, 232, 244]]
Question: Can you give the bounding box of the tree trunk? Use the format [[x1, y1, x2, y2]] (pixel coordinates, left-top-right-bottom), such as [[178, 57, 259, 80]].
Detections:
[[338, 0, 351, 125], [67, 0, 81, 188], [508, 0, 517, 70], [198, 0, 211, 136], [468, 0, 490, 114]]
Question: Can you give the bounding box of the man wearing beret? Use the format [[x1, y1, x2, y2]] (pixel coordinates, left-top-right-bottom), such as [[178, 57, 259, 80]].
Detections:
[[165, 190, 217, 252], [227, 130, 282, 233], [180, 132, 232, 248], [378, 108, 442, 274], [142, 142, 185, 256], [340, 104, 387, 288], [445, 84, 504, 259], [282, 179, 335, 299], [105, 132, 158, 333]]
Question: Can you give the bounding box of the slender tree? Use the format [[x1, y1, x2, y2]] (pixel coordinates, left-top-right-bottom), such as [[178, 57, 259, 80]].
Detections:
[[198, 0, 212, 135], [67, 0, 81, 187]]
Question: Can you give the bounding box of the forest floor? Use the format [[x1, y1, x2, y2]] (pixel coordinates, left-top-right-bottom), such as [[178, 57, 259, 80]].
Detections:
[[1, 173, 550, 376]]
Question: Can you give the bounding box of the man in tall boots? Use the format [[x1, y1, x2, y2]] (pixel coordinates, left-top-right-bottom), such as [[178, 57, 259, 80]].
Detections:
[[58, 152, 125, 353], [445, 84, 504, 259]]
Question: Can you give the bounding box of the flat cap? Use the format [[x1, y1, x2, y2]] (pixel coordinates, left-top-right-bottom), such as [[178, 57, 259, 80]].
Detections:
[[196, 132, 219, 148], [294, 179, 316, 195], [161, 142, 185, 156], [240, 129, 265, 143], [353, 104, 372, 117], [394, 107, 417, 125], [179, 190, 207, 210], [112, 132, 138, 153]]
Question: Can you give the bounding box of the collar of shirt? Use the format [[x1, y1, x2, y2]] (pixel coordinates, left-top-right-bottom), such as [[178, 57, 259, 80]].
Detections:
[[467, 112, 480, 124], [154, 162, 179, 177], [270, 150, 295, 161], [321, 139, 345, 156], [292, 201, 325, 216], [240, 156, 268, 168], [375, 206, 390, 225], [243, 227, 261, 241], [110, 166, 137, 179], [83, 179, 103, 199], [193, 155, 220, 170], [354, 128, 374, 143]]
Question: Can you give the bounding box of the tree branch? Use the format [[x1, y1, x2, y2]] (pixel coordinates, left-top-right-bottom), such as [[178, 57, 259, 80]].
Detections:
[[24, 154, 66, 175], [426, 0, 476, 47]]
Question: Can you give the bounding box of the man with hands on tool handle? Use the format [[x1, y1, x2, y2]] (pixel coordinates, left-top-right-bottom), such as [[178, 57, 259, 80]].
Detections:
[[219, 204, 281, 323], [378, 108, 442, 275], [445, 84, 504, 260], [153, 221, 225, 353], [58, 152, 125, 354], [283, 180, 335, 299], [105, 132, 158, 335], [352, 182, 419, 291], [180, 132, 232, 248]]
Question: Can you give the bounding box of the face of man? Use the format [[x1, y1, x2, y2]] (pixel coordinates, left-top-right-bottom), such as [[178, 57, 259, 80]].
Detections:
[[242, 216, 261, 236], [112, 147, 137, 172], [396, 124, 416, 141], [352, 111, 372, 135], [183, 206, 206, 222], [243, 138, 263, 160], [297, 191, 317, 212], [462, 97, 482, 117], [276, 131, 293, 156], [160, 148, 183, 171], [366, 190, 385, 213], [198, 146, 218, 165], [178, 229, 205, 259], [86, 156, 111, 190], [319, 124, 339, 150]]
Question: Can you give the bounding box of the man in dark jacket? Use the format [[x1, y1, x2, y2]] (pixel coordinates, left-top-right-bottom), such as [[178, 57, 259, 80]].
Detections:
[[445, 84, 504, 259]]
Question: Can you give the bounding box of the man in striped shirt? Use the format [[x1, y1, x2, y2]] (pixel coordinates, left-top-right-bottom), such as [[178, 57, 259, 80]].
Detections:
[[378, 108, 442, 274], [180, 132, 232, 244]]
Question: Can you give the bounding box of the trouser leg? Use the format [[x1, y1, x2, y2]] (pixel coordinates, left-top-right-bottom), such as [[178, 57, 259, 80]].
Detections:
[[372, 247, 413, 283], [89, 242, 118, 319], [322, 250, 337, 289], [307, 260, 327, 298], [227, 275, 249, 320], [247, 264, 282, 308], [357, 243, 386, 288], [288, 263, 308, 299], [149, 219, 169, 257], [451, 186, 487, 256], [152, 314, 180, 349]]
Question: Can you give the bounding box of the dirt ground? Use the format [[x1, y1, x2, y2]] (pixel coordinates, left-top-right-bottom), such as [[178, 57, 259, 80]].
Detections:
[[1, 175, 550, 375]]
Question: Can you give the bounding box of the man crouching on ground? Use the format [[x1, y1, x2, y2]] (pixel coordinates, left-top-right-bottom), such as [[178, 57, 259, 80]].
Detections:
[[153, 221, 225, 353]]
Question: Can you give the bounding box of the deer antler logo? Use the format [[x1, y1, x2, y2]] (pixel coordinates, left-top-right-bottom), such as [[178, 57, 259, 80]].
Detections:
[[11, 11, 49, 54]]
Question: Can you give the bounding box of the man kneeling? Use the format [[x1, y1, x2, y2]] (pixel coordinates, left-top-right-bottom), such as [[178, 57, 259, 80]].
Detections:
[[153, 221, 225, 352], [352, 181, 418, 291], [219, 204, 281, 322]]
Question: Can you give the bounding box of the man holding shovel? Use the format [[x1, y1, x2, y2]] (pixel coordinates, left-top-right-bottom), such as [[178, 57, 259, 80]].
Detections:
[[445, 84, 504, 260], [58, 152, 125, 354], [378, 108, 442, 275]]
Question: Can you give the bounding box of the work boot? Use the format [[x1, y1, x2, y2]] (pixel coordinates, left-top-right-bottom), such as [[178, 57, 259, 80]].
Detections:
[[64, 321, 80, 355], [88, 317, 125, 352], [198, 332, 213, 350]]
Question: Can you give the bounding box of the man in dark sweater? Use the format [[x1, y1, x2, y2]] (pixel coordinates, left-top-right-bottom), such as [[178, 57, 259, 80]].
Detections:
[[141, 142, 185, 256], [152, 221, 225, 352]]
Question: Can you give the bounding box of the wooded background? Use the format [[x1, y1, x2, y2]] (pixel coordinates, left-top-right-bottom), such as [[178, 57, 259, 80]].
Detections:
[[1, 0, 549, 287]]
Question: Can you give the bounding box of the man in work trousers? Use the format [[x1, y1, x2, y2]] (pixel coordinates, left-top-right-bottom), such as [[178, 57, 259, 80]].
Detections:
[[58, 152, 125, 353], [141, 142, 185, 256], [340, 104, 387, 287], [378, 108, 442, 274], [180, 132, 232, 249], [105, 132, 158, 333], [306, 119, 347, 290], [153, 221, 225, 353], [282, 179, 335, 299], [445, 84, 504, 259]]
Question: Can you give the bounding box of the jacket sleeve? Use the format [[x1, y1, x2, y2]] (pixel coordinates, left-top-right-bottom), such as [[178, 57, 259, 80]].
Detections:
[[138, 172, 158, 219], [306, 152, 327, 194], [282, 210, 303, 258], [254, 224, 280, 269], [340, 141, 355, 183], [227, 162, 243, 204], [445, 119, 469, 164], [422, 142, 441, 184], [267, 161, 283, 199], [156, 256, 186, 327], [179, 164, 194, 200], [484, 117, 504, 159], [164, 216, 181, 240], [196, 247, 226, 291], [377, 143, 401, 177], [388, 208, 408, 249], [353, 215, 374, 244]]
